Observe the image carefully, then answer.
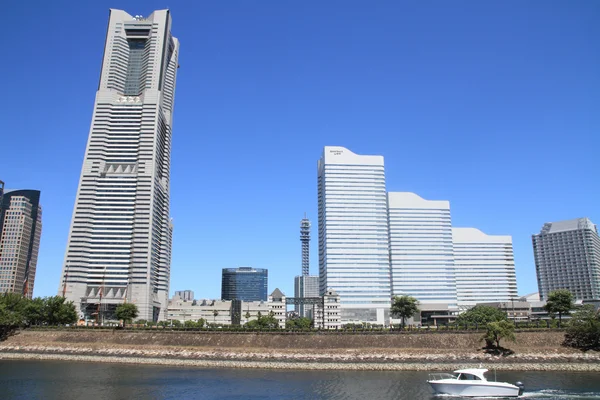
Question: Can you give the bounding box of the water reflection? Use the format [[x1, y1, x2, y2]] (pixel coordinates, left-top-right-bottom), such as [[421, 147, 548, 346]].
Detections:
[[0, 361, 599, 400]]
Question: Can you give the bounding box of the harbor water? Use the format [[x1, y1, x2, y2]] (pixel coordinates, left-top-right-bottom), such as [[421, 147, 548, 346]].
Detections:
[[1, 360, 599, 399]]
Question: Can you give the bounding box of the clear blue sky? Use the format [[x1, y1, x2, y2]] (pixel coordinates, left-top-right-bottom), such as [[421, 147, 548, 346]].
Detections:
[[1, 1, 598, 300]]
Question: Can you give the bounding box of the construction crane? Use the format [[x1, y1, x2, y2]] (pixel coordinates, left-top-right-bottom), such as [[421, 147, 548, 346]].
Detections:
[[62, 262, 70, 298]]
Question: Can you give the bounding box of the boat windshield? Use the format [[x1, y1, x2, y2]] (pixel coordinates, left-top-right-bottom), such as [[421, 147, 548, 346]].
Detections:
[[458, 373, 482, 381]]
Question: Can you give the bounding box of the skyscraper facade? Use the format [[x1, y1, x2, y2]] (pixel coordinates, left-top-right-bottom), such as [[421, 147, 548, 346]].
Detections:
[[318, 146, 391, 324], [294, 275, 319, 317], [533, 218, 600, 301], [388, 192, 457, 306], [58, 9, 179, 322], [0, 187, 42, 298], [453, 228, 518, 307], [221, 267, 268, 302]]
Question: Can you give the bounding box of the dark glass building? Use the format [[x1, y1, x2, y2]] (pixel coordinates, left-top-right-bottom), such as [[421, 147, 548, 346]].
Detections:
[[221, 267, 268, 301]]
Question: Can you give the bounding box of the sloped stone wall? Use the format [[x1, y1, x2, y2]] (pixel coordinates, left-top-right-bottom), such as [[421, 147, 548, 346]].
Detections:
[[7, 330, 566, 350]]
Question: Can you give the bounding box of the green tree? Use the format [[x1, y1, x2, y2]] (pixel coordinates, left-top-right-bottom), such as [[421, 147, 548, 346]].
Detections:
[[184, 320, 197, 328], [197, 318, 206, 328], [456, 305, 508, 326], [544, 289, 574, 328], [245, 311, 251, 322], [482, 320, 516, 348], [564, 304, 600, 350], [213, 309, 219, 323], [286, 317, 312, 330], [0, 293, 28, 326], [43, 296, 77, 325], [171, 319, 182, 327], [23, 298, 45, 326], [244, 311, 280, 329], [390, 295, 419, 328], [115, 303, 139, 325]]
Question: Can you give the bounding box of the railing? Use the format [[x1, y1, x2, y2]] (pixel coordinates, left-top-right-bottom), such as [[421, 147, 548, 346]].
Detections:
[[428, 373, 456, 381]]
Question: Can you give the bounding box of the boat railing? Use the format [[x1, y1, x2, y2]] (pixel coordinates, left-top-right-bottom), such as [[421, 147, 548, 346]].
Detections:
[[428, 373, 456, 381]]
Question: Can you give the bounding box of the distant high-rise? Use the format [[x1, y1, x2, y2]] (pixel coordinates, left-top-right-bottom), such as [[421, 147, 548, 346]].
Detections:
[[388, 192, 457, 306], [174, 290, 194, 301], [58, 9, 180, 322], [318, 146, 391, 325], [453, 228, 518, 307], [0, 185, 42, 299], [221, 267, 268, 302], [533, 218, 600, 301]]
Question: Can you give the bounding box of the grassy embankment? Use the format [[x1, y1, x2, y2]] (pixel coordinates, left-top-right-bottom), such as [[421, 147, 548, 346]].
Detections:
[[1, 329, 598, 371]]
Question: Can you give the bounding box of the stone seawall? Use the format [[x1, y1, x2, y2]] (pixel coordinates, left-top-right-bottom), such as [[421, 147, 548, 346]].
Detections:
[[2, 329, 598, 371], [4, 329, 568, 350]]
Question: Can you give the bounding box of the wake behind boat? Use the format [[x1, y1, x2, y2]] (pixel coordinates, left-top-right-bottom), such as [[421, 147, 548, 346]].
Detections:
[[427, 368, 525, 397]]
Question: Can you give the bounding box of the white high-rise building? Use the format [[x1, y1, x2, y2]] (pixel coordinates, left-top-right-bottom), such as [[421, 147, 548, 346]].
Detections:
[[59, 10, 179, 322], [388, 192, 457, 307], [453, 228, 518, 308], [533, 218, 600, 301], [318, 146, 391, 324]]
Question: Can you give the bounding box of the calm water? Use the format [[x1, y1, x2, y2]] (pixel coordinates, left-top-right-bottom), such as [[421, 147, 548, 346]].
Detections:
[[1, 360, 599, 399]]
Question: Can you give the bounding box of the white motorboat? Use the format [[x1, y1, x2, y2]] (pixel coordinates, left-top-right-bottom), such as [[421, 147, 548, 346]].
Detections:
[[427, 368, 524, 397]]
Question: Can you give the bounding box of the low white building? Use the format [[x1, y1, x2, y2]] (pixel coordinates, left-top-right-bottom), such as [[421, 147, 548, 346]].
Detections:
[[167, 288, 287, 326], [313, 288, 342, 330]]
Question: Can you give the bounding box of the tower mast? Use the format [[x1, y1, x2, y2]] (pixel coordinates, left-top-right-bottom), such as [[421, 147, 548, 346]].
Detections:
[[300, 214, 310, 276]]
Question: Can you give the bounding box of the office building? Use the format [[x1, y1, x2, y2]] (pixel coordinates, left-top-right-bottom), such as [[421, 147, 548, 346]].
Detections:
[[0, 185, 42, 298], [221, 267, 268, 301], [533, 218, 600, 301], [294, 275, 319, 317], [174, 290, 194, 301], [318, 146, 391, 324], [58, 10, 180, 322], [388, 192, 457, 307], [453, 228, 518, 307]]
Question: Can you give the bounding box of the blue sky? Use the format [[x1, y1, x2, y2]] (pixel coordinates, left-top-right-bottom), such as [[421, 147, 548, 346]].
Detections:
[[1, 1, 598, 300]]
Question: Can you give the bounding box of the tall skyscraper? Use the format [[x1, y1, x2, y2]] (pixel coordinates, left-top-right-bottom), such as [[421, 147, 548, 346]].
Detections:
[[453, 228, 518, 307], [0, 186, 42, 299], [533, 218, 600, 301], [58, 10, 180, 322], [294, 215, 319, 317], [221, 267, 268, 301], [318, 146, 391, 324], [388, 192, 457, 307]]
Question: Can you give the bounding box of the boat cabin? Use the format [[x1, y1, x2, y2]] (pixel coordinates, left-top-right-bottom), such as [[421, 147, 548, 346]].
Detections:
[[453, 369, 489, 381]]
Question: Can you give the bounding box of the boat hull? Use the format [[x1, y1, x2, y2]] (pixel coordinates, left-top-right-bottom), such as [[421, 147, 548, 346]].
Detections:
[[428, 381, 521, 397]]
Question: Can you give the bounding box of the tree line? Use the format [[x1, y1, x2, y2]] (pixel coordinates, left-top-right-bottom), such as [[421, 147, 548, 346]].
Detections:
[[0, 293, 78, 328]]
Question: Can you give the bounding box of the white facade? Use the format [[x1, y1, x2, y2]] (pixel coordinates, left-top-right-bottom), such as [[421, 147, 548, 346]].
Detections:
[[388, 192, 457, 307], [313, 288, 342, 329], [318, 146, 391, 324], [59, 10, 179, 322], [453, 228, 518, 307]]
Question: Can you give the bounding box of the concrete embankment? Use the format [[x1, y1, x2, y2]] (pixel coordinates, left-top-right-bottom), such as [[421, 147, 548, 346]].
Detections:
[[1, 329, 598, 371]]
